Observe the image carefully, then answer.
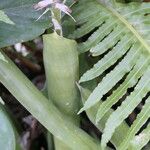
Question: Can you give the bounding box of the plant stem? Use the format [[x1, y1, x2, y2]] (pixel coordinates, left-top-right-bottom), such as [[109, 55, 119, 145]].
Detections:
[[51, 7, 62, 36]]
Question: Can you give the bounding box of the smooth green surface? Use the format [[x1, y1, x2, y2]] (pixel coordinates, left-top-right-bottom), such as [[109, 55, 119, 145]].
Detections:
[[0, 51, 99, 150], [43, 33, 80, 150], [43, 33, 79, 117], [0, 0, 49, 48], [0, 104, 16, 150]]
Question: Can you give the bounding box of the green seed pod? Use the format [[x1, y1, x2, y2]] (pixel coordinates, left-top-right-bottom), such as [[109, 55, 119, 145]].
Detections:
[[43, 33, 80, 150], [43, 32, 79, 119]]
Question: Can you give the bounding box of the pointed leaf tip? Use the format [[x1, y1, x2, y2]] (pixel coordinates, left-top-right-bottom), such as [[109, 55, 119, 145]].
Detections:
[[79, 78, 84, 83], [77, 108, 84, 115]]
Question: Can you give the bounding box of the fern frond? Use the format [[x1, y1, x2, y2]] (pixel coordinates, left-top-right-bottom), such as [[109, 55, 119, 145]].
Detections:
[[96, 55, 149, 123], [78, 43, 142, 113], [71, 0, 150, 149], [78, 84, 129, 148], [128, 124, 150, 150], [118, 96, 150, 150], [71, 0, 150, 53], [101, 67, 150, 149], [79, 34, 134, 83], [116, 2, 150, 44]]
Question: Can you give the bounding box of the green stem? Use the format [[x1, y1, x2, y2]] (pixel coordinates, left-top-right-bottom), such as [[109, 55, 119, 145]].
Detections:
[[0, 51, 99, 150], [51, 8, 62, 36]]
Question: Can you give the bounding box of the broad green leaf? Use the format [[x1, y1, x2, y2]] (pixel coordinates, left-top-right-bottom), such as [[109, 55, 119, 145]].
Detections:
[[0, 0, 50, 48], [0, 104, 17, 150], [0, 50, 99, 150]]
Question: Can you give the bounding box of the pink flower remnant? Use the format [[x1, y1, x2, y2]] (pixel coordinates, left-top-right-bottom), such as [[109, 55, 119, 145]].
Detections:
[[55, 3, 72, 15], [34, 0, 73, 18], [34, 0, 54, 10]]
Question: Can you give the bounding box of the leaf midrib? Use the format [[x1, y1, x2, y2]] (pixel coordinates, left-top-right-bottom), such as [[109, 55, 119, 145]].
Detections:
[[98, 1, 150, 54]]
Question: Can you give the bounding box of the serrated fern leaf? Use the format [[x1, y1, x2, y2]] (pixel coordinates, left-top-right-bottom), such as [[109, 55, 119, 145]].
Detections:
[[118, 96, 150, 150], [96, 55, 149, 123], [71, 0, 150, 53], [116, 2, 150, 44], [78, 43, 141, 113], [79, 34, 134, 83], [128, 124, 150, 150], [71, 0, 150, 149], [101, 67, 150, 149], [78, 84, 129, 148]]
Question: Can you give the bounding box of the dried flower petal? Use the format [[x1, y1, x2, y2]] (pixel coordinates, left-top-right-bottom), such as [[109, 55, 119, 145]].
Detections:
[[55, 3, 72, 14], [34, 0, 76, 22], [55, 3, 75, 22]]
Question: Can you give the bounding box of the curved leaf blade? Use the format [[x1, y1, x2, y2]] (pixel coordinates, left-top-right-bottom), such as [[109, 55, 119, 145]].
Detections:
[[118, 96, 150, 150], [0, 104, 16, 150], [101, 67, 150, 149], [128, 124, 150, 150], [0, 0, 50, 48]]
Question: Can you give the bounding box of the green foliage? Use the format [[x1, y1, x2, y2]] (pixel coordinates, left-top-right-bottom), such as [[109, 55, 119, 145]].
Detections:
[[128, 124, 150, 150], [0, 0, 150, 150], [0, 103, 20, 150], [78, 84, 129, 148], [43, 33, 79, 118], [0, 0, 50, 48], [0, 49, 99, 150], [71, 0, 150, 149], [118, 96, 150, 149], [0, 10, 15, 25]]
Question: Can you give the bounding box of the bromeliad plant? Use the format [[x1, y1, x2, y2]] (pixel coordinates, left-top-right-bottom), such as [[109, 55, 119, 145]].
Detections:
[[0, 0, 150, 150]]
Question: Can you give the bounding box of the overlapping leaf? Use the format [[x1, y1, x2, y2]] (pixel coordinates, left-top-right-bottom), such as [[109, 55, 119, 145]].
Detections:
[[0, 0, 50, 48], [71, 0, 150, 149], [0, 102, 20, 150]]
